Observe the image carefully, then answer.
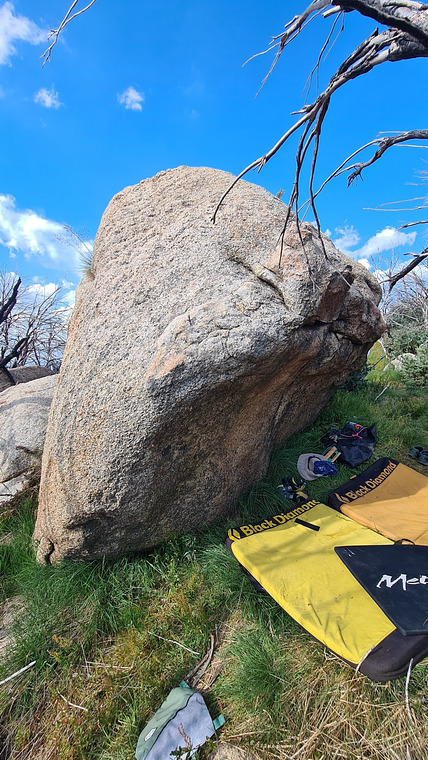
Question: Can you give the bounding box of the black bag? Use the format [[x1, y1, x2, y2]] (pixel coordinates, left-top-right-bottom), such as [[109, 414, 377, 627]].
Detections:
[[321, 422, 376, 467]]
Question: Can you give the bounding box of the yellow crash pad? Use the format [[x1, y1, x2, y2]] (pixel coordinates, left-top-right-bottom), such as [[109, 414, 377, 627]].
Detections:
[[328, 458, 428, 545], [229, 501, 395, 666]]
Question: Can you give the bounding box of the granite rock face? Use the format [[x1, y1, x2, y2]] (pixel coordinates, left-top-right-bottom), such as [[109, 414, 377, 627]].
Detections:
[[0, 375, 57, 502], [35, 166, 385, 563]]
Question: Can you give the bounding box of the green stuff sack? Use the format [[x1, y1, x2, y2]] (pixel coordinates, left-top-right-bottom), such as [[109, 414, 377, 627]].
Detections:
[[135, 683, 223, 760]]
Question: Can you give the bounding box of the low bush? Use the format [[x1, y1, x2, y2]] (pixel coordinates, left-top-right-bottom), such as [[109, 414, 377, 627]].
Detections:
[[400, 342, 428, 388], [383, 325, 428, 358]]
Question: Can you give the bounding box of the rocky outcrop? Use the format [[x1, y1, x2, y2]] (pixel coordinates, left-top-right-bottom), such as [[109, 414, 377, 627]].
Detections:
[[35, 166, 385, 563], [0, 375, 57, 502]]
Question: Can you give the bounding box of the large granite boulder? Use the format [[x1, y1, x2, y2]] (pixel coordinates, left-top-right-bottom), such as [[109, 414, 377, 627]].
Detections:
[[35, 166, 385, 563], [0, 375, 57, 502]]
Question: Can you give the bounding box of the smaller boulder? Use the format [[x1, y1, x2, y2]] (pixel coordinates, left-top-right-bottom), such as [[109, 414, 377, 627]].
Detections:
[[0, 366, 56, 394], [0, 375, 57, 501], [383, 353, 416, 371], [0, 368, 14, 395]]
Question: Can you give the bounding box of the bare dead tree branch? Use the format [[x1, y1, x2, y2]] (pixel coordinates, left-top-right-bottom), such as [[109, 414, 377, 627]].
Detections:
[[340, 0, 428, 46], [387, 246, 428, 291], [399, 219, 428, 228], [0, 276, 21, 326], [299, 133, 428, 215], [42, 0, 98, 66], [346, 130, 428, 184], [245, 1, 331, 89], [212, 2, 428, 230], [0, 274, 67, 370], [302, 10, 345, 102], [0, 336, 30, 369]]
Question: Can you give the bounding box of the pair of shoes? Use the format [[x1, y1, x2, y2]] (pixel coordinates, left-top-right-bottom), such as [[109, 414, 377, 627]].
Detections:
[[277, 476, 308, 503], [408, 446, 428, 465]]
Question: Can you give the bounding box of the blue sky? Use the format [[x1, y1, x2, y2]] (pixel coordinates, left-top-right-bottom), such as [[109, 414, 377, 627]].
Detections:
[[0, 0, 427, 308]]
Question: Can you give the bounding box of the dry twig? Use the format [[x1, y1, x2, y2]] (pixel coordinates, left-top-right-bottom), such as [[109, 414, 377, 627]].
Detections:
[[148, 630, 200, 655], [0, 660, 36, 687], [58, 693, 88, 712]]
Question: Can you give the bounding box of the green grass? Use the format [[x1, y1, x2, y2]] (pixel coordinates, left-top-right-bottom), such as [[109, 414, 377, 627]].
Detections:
[[1, 384, 427, 759]]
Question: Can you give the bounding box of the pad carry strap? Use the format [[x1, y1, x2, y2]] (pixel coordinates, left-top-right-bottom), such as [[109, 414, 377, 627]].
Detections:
[[213, 715, 225, 730]]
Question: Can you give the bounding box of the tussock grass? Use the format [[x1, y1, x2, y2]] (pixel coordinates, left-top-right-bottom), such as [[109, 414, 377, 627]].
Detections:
[[1, 385, 427, 759]]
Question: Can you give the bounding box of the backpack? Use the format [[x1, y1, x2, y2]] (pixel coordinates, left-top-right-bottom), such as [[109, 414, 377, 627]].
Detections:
[[321, 422, 376, 467], [135, 682, 224, 760]]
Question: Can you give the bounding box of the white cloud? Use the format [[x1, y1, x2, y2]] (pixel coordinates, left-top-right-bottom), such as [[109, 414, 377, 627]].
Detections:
[[0, 2, 45, 66], [372, 259, 427, 285], [27, 282, 58, 297], [27, 281, 75, 312], [63, 289, 75, 308], [0, 194, 89, 273], [333, 224, 417, 262], [357, 258, 372, 270], [117, 86, 145, 111], [332, 225, 360, 254], [34, 87, 63, 109], [353, 227, 417, 259]]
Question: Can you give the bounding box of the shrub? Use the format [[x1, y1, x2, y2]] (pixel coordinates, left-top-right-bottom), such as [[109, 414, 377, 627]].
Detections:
[[384, 325, 428, 358], [400, 342, 428, 388]]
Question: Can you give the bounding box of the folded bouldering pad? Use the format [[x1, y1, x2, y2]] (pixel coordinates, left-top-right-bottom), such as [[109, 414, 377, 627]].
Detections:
[[335, 545, 428, 636], [227, 500, 428, 681], [328, 458, 428, 545]]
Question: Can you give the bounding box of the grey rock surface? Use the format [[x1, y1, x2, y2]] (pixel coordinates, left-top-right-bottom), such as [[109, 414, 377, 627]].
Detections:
[[0, 473, 32, 505], [0, 375, 57, 500], [35, 166, 385, 563], [0, 366, 56, 394]]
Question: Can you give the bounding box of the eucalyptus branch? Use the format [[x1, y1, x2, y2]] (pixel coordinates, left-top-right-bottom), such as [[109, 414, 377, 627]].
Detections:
[[346, 130, 428, 184], [212, 24, 411, 223], [387, 246, 428, 291], [340, 0, 428, 45], [42, 0, 98, 65], [0, 277, 21, 326], [399, 219, 428, 228]]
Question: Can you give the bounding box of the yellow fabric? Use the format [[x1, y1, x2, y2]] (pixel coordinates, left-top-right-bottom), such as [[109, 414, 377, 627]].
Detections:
[[231, 503, 395, 665], [339, 464, 428, 545]]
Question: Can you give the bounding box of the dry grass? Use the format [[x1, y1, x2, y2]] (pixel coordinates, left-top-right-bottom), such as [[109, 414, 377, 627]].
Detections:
[[216, 616, 427, 760]]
